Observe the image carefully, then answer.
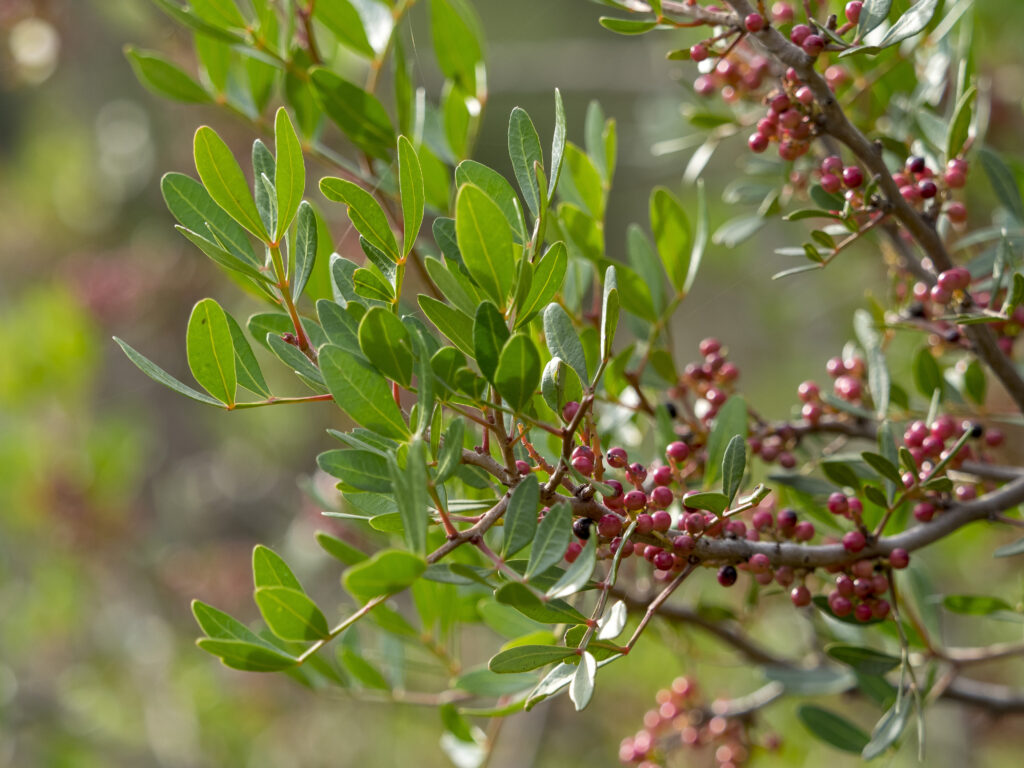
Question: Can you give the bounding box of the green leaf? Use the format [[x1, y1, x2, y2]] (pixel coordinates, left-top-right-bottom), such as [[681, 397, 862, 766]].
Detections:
[[798, 705, 870, 754], [826, 644, 901, 676], [435, 418, 465, 485], [339, 648, 390, 689], [548, 536, 597, 599], [764, 666, 855, 695], [254, 586, 330, 642], [912, 346, 943, 400], [821, 459, 861, 490], [343, 549, 426, 602], [353, 267, 395, 303], [193, 125, 268, 242], [473, 301, 510, 385], [310, 68, 395, 159], [223, 313, 269, 398], [599, 17, 657, 34], [113, 337, 225, 408], [397, 136, 425, 257], [252, 545, 303, 591], [541, 357, 584, 416], [429, 0, 483, 93], [357, 307, 413, 386], [600, 266, 619, 362], [861, 452, 903, 487], [161, 172, 260, 270], [517, 241, 567, 328], [320, 177, 399, 263], [876, 0, 939, 48], [488, 645, 578, 673], [548, 89, 567, 202], [419, 296, 476, 357], [947, 86, 976, 160], [425, 257, 478, 317], [495, 334, 541, 412], [186, 298, 236, 406], [543, 303, 588, 385], [318, 449, 391, 492], [192, 600, 265, 643], [291, 202, 317, 301], [390, 437, 429, 553], [993, 538, 1024, 558], [570, 650, 597, 711], [857, 0, 893, 38], [456, 184, 516, 308], [862, 699, 912, 760], [650, 187, 691, 294], [495, 582, 589, 625], [314, 0, 376, 58], [454, 667, 537, 697], [686, 179, 708, 295], [266, 333, 325, 389], [979, 148, 1024, 223], [562, 144, 604, 220], [525, 502, 572, 579], [196, 638, 298, 672], [455, 160, 526, 241], [150, 0, 245, 42], [125, 47, 211, 103], [508, 107, 544, 219], [963, 359, 987, 405], [271, 107, 304, 241], [320, 345, 410, 440], [682, 491, 729, 516], [721, 435, 746, 505], [503, 475, 540, 558], [315, 531, 368, 566], [943, 594, 1013, 615], [854, 309, 890, 417], [704, 396, 747, 488], [190, 0, 247, 29]]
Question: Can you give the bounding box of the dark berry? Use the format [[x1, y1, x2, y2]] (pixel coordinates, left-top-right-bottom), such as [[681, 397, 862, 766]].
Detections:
[[572, 517, 593, 540], [906, 155, 926, 174], [717, 565, 738, 587]]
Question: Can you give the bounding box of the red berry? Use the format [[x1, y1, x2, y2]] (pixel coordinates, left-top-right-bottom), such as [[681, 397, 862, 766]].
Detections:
[[852, 559, 874, 578], [749, 132, 770, 153], [562, 400, 580, 422], [854, 603, 874, 622], [673, 534, 695, 553], [749, 553, 771, 573], [571, 454, 594, 476], [777, 508, 798, 530], [717, 565, 738, 587], [598, 514, 623, 538], [820, 173, 842, 194], [625, 491, 648, 512], [565, 541, 583, 563], [853, 577, 873, 598], [775, 566, 794, 586], [684, 513, 705, 535], [604, 479, 624, 499], [930, 284, 951, 304], [627, 462, 648, 485], [834, 374, 862, 401], [794, 521, 815, 541], [821, 155, 843, 175], [842, 530, 867, 553], [829, 594, 853, 617], [790, 24, 812, 45], [836, 574, 855, 597], [752, 509, 774, 531], [652, 465, 673, 487], [827, 492, 849, 515], [690, 43, 709, 62], [986, 428, 1005, 447], [944, 169, 966, 189], [769, 92, 792, 113], [745, 12, 766, 32], [699, 337, 721, 357], [653, 550, 675, 571], [694, 75, 715, 96], [845, 1, 863, 23], [802, 34, 825, 56], [889, 548, 910, 569], [790, 585, 811, 606], [873, 599, 891, 619], [772, 1, 794, 22], [666, 441, 690, 463], [802, 402, 823, 424], [796, 86, 814, 105], [611, 537, 633, 557], [946, 201, 968, 223], [515, 460, 532, 475], [842, 166, 864, 188], [607, 446, 628, 468], [651, 508, 673, 531]]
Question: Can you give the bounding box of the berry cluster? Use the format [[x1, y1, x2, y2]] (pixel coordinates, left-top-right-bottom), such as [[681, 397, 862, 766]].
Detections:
[[619, 676, 770, 768], [821, 552, 908, 621]]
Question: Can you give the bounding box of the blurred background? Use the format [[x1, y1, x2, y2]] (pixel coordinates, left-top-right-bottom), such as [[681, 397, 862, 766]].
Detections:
[[2, 1, 1024, 766]]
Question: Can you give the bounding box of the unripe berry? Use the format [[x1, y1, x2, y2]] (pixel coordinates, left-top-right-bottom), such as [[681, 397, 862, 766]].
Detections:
[[562, 400, 580, 422], [772, 1, 794, 22], [827, 492, 849, 515], [842, 530, 867, 553], [627, 462, 648, 485], [790, 585, 812, 606], [745, 13, 766, 32], [684, 512, 705, 535], [794, 521, 815, 541], [606, 446, 628, 468], [571, 454, 594, 476], [694, 75, 715, 96], [625, 491, 648, 512], [515, 460, 532, 475], [775, 565, 794, 586], [821, 155, 844, 175], [598, 513, 623, 538], [565, 541, 583, 563], [944, 169, 966, 188], [946, 201, 968, 223], [752, 509, 774, 531], [889, 548, 910, 568], [845, 1, 863, 23], [790, 24, 812, 45], [717, 565, 738, 587], [820, 173, 842, 194], [651, 509, 673, 532], [651, 487, 675, 511]]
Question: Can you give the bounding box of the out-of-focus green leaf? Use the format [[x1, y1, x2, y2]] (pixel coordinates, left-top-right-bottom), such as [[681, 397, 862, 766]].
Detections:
[[255, 586, 330, 642], [126, 47, 211, 103], [310, 68, 395, 159]]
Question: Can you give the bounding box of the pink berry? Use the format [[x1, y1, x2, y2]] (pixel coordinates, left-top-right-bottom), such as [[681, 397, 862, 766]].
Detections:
[[794, 521, 815, 541], [836, 574, 855, 597], [666, 442, 690, 463], [769, 93, 791, 113], [930, 284, 952, 304], [821, 155, 844, 175], [690, 43, 709, 62], [635, 512, 654, 534], [699, 337, 721, 357], [565, 541, 583, 563], [802, 35, 825, 56], [791, 585, 812, 606], [947, 201, 968, 223], [830, 594, 853, 617], [944, 169, 966, 188], [827, 492, 849, 515], [820, 173, 842, 194], [749, 133, 770, 153], [790, 24, 812, 45], [653, 550, 675, 570], [889, 548, 910, 569], [986, 428, 1005, 447], [694, 75, 715, 97], [562, 401, 580, 422], [854, 603, 874, 622], [845, 1, 863, 23], [684, 513, 705, 535], [651, 508, 673, 531], [775, 566, 794, 586], [842, 530, 867, 553], [745, 13, 766, 32], [772, 1, 794, 22], [777, 508, 798, 530], [752, 509, 774, 531], [515, 460, 532, 475], [625, 491, 648, 512], [607, 446, 628, 468], [673, 534, 695, 553], [842, 166, 864, 188], [571, 454, 594, 476], [749, 553, 771, 573], [598, 514, 623, 538]]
